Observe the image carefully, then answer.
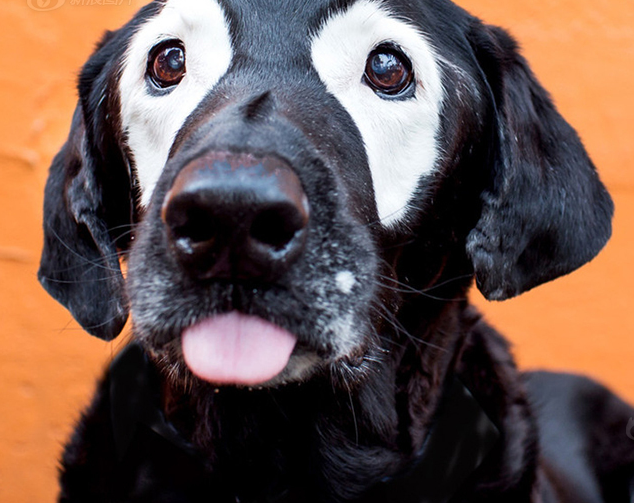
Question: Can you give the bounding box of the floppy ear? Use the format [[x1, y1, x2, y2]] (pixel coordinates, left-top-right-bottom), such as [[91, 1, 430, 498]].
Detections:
[[465, 23, 613, 300], [38, 105, 129, 340], [38, 27, 139, 340]]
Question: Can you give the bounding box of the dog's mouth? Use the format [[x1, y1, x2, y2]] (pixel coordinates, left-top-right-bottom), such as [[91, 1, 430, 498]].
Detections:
[[181, 311, 298, 386]]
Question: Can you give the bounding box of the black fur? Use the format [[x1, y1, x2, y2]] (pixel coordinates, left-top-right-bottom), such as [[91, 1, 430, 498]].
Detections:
[[38, 2, 163, 339], [39, 0, 633, 501], [464, 24, 613, 300]]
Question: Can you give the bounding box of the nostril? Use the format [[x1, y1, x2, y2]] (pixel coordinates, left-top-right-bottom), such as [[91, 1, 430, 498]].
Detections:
[[250, 205, 306, 251], [170, 206, 216, 244]]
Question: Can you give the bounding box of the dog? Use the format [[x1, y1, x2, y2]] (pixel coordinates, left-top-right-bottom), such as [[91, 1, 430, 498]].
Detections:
[[38, 0, 634, 501]]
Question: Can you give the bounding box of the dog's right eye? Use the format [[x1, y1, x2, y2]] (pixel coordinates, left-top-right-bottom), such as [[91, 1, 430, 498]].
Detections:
[[147, 40, 186, 89], [364, 44, 413, 98]]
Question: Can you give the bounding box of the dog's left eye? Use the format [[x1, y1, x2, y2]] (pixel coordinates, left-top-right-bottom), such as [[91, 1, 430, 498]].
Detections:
[[148, 40, 186, 88], [364, 45, 413, 97]]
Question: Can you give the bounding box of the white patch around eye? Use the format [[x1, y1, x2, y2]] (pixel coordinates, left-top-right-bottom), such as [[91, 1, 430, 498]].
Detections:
[[119, 0, 233, 207], [310, 0, 444, 226], [335, 270, 356, 294]]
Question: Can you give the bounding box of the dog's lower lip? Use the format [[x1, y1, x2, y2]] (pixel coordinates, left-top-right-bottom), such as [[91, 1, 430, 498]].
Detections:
[[181, 311, 298, 386]]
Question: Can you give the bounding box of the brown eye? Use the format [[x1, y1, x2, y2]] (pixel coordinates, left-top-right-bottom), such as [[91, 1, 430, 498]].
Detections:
[[364, 45, 413, 96], [148, 40, 186, 88]]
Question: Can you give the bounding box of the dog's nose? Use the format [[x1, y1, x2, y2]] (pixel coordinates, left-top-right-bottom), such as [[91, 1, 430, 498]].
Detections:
[[162, 152, 309, 281]]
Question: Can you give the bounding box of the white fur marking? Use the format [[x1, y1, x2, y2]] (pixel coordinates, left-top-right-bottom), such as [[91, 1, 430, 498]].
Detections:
[[311, 0, 444, 226], [330, 313, 356, 356], [119, 0, 233, 206], [335, 271, 356, 294]]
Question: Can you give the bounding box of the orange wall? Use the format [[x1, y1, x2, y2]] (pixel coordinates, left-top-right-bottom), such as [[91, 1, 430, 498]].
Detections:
[[0, 1, 633, 501]]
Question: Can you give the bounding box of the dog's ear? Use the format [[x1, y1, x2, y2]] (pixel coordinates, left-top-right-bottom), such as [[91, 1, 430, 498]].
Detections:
[[38, 33, 132, 340], [38, 107, 129, 340], [465, 23, 613, 300]]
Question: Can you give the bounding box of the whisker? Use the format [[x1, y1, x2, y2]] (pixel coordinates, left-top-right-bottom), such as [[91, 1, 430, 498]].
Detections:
[[374, 261, 471, 294], [38, 274, 125, 285], [423, 273, 473, 292], [371, 303, 447, 353], [46, 225, 124, 273], [364, 199, 428, 229], [347, 383, 359, 445], [374, 276, 468, 302]]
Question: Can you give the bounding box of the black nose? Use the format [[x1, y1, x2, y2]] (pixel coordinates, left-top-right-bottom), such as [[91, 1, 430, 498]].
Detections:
[[162, 152, 309, 281]]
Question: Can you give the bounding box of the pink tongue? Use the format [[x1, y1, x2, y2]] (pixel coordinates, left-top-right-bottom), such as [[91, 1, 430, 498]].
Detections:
[[181, 312, 297, 385]]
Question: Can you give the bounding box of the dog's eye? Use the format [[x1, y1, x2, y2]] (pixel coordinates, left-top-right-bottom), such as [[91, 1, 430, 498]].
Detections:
[[364, 45, 413, 97], [148, 40, 186, 88]]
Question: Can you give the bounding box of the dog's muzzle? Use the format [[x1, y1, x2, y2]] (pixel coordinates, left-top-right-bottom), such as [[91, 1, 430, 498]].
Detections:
[[159, 151, 311, 385], [162, 151, 310, 282]]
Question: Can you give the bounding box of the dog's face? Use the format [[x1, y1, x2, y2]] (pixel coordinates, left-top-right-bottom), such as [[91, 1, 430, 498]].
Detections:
[[39, 0, 613, 388]]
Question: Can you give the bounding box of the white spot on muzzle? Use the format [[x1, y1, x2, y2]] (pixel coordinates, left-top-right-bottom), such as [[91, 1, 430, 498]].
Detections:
[[335, 270, 356, 294]]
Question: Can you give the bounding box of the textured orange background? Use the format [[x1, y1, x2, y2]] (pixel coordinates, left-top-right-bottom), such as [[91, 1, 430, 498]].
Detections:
[[0, 0, 632, 501]]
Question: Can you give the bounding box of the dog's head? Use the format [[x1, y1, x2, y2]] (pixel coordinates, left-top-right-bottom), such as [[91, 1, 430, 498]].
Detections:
[[39, 0, 612, 388]]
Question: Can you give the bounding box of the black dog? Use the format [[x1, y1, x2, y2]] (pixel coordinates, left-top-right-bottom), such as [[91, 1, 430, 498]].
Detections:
[[39, 0, 634, 501]]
